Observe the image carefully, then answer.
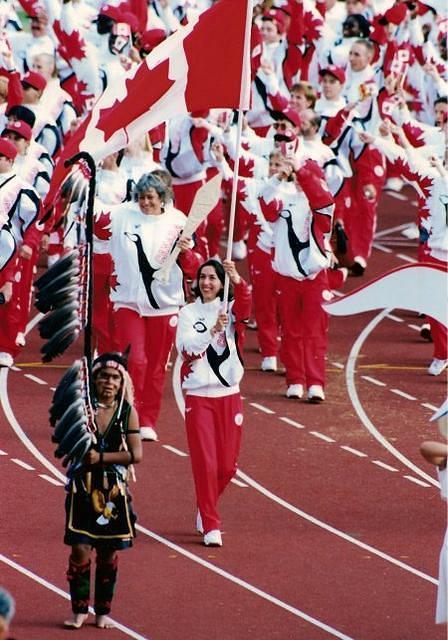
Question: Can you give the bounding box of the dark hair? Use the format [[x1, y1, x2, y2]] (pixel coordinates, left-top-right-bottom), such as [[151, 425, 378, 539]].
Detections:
[[343, 14, 370, 38], [434, 96, 448, 106], [192, 259, 234, 302], [6, 105, 36, 127]]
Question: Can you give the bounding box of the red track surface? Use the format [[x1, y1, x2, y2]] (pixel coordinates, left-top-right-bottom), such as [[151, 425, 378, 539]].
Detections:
[[1, 187, 446, 640]]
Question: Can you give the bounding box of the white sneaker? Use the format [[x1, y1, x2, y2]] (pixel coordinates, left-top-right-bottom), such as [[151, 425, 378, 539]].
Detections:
[[286, 384, 304, 399], [15, 332, 26, 347], [231, 240, 247, 261], [203, 529, 222, 547], [261, 356, 277, 372], [401, 223, 419, 239], [196, 510, 204, 534], [428, 359, 448, 376], [307, 385, 325, 403], [0, 352, 14, 368], [384, 177, 404, 192], [140, 426, 158, 441]]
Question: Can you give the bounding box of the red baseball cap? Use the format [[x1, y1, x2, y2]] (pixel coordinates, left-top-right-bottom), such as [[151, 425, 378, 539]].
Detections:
[[0, 138, 18, 160], [272, 107, 301, 129], [99, 4, 123, 21], [380, 4, 408, 25], [2, 120, 33, 141], [22, 70, 47, 92], [319, 65, 346, 84], [139, 29, 166, 53], [262, 8, 287, 34]]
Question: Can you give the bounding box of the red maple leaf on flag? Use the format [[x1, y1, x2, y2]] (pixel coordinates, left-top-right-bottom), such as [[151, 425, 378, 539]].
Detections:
[[110, 272, 120, 291], [96, 59, 175, 143], [53, 20, 86, 61]]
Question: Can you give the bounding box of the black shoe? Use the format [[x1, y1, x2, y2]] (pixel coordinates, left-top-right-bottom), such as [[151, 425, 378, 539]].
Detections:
[[335, 222, 348, 255], [420, 324, 432, 342], [349, 260, 366, 277]]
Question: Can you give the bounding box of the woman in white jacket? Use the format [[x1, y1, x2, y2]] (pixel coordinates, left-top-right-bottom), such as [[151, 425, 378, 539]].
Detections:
[[176, 259, 251, 547]]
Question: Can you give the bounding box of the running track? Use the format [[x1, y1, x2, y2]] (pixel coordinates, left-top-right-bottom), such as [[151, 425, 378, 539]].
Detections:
[[0, 187, 446, 640]]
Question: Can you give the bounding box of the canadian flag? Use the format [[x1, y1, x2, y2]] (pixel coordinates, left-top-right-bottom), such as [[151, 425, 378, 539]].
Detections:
[[45, 0, 252, 209]]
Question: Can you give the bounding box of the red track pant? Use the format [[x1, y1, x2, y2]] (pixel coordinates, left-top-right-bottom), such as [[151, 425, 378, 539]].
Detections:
[[185, 393, 243, 534], [0, 254, 36, 357], [345, 173, 384, 263], [418, 253, 448, 360], [275, 271, 329, 388], [113, 309, 177, 428], [249, 246, 279, 357], [92, 253, 115, 353]]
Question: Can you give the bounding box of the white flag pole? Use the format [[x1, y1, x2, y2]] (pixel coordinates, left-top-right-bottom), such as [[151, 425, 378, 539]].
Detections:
[[222, 0, 253, 310]]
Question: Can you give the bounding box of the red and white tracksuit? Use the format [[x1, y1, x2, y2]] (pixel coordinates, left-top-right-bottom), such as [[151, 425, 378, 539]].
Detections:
[[0, 171, 41, 357], [263, 161, 335, 389], [92, 168, 128, 352], [243, 176, 282, 358], [176, 279, 251, 534], [94, 201, 201, 429]]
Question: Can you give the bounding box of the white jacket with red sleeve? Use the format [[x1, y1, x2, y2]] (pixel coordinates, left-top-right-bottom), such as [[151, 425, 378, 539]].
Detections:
[[176, 279, 252, 398]]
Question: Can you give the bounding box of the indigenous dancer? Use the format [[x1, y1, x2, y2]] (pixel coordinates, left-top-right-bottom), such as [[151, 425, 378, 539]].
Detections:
[[176, 259, 251, 547], [63, 352, 142, 630]]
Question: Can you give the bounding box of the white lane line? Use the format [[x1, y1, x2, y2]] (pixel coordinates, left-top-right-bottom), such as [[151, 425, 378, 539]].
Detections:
[[279, 417, 306, 429], [396, 253, 417, 263], [0, 449, 7, 456], [309, 431, 335, 443], [408, 324, 421, 331], [340, 446, 368, 458], [231, 478, 249, 488], [387, 192, 409, 202], [50, 386, 56, 391], [10, 366, 21, 372], [331, 362, 344, 369], [404, 476, 432, 488], [0, 344, 438, 624], [372, 460, 399, 473], [375, 223, 411, 238], [39, 474, 65, 486], [11, 458, 35, 471], [4, 345, 356, 638], [4, 342, 438, 626], [386, 313, 403, 323], [23, 374, 47, 385], [345, 308, 439, 489], [137, 524, 355, 639], [1, 371, 67, 482], [373, 243, 393, 253], [3, 370, 355, 640], [249, 402, 275, 415], [162, 445, 188, 457], [361, 376, 386, 387], [390, 389, 417, 401], [421, 403, 438, 411], [0, 554, 151, 640], [236, 470, 437, 585]]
